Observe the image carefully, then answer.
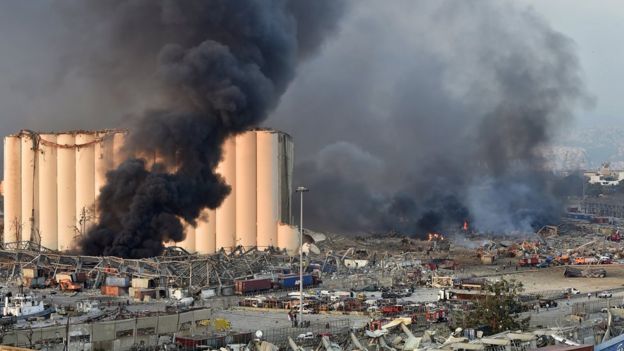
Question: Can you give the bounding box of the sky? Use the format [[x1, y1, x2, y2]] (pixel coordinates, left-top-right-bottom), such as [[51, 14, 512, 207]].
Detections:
[[0, 1, 621, 172], [517, 0, 624, 127], [0, 1, 620, 136], [0, 1, 621, 235]]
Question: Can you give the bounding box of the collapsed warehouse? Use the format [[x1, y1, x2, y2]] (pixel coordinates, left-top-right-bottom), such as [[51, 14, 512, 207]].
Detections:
[[0, 242, 297, 293]]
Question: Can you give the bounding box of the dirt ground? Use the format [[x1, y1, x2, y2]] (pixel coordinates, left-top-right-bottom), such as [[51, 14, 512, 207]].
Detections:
[[476, 264, 624, 294]]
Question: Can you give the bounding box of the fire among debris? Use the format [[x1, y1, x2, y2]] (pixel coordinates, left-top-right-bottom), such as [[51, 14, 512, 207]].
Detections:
[[427, 233, 445, 242]]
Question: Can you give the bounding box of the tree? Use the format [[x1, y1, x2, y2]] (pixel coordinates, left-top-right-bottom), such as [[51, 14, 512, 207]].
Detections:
[[614, 180, 624, 194], [585, 183, 605, 197], [463, 279, 529, 333]]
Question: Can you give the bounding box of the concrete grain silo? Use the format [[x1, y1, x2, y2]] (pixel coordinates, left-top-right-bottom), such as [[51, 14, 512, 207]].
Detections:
[[256, 130, 279, 248], [112, 133, 125, 167], [195, 209, 216, 254], [56, 134, 76, 251], [38, 134, 58, 250], [179, 222, 196, 253], [235, 132, 257, 248], [277, 222, 299, 256], [3, 136, 21, 244], [94, 132, 116, 210], [215, 138, 236, 251], [2, 128, 295, 255], [75, 133, 96, 233], [20, 133, 36, 242]]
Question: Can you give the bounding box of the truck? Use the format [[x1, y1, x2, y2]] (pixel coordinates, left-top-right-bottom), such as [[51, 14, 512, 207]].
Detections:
[[518, 256, 539, 267], [380, 305, 403, 315], [608, 230, 621, 242], [574, 257, 598, 265], [234, 278, 272, 295]]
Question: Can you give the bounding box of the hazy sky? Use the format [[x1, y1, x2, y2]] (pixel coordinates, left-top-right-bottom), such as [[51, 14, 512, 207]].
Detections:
[[518, 0, 624, 126]]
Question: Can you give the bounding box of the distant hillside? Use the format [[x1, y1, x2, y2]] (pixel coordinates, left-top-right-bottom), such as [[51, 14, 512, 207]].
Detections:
[[545, 127, 624, 171]]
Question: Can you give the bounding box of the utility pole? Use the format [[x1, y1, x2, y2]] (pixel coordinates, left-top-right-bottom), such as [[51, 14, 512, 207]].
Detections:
[[64, 315, 70, 351], [295, 186, 309, 326]]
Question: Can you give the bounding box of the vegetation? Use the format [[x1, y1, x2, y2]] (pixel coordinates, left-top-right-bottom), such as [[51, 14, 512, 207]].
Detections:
[[584, 180, 624, 197], [585, 183, 606, 197], [463, 279, 529, 333]]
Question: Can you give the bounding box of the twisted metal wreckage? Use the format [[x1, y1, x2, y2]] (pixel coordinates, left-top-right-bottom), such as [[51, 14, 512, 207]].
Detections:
[[0, 241, 297, 290]]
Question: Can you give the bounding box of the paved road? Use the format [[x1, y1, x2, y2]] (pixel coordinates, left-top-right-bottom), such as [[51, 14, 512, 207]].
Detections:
[[523, 287, 624, 328]]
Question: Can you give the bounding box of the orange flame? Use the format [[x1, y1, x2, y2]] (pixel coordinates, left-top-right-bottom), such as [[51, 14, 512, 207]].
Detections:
[[428, 233, 444, 241], [463, 220, 469, 231]]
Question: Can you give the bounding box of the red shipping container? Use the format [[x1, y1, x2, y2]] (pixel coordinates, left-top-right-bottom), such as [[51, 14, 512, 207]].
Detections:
[[234, 278, 272, 294], [101, 285, 126, 296], [73, 272, 88, 283]]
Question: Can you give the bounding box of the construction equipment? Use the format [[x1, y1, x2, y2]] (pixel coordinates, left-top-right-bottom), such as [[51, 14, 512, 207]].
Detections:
[[518, 256, 539, 267], [568, 239, 598, 255], [607, 229, 621, 242]]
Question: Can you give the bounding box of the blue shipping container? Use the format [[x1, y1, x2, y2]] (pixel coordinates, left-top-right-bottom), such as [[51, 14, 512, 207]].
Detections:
[[279, 274, 313, 288], [596, 333, 624, 351]]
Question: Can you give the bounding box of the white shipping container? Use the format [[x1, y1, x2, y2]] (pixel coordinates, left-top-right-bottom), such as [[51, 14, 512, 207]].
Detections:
[[22, 268, 37, 278], [56, 274, 72, 282], [132, 278, 150, 289], [201, 289, 216, 300]]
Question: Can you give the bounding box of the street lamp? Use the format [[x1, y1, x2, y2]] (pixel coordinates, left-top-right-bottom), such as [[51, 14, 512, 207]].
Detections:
[[295, 186, 309, 326]]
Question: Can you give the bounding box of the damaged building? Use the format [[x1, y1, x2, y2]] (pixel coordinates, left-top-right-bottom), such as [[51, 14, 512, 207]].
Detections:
[[581, 195, 624, 219]]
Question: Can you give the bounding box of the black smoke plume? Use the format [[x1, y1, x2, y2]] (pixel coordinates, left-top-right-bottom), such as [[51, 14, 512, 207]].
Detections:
[[79, 0, 345, 258], [269, 0, 591, 237]]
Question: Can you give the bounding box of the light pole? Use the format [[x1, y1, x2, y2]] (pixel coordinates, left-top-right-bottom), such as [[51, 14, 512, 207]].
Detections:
[[296, 186, 309, 326]]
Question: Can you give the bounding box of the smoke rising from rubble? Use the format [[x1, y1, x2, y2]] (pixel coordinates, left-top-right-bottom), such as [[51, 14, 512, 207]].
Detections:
[[71, 0, 345, 258], [269, 0, 590, 236]]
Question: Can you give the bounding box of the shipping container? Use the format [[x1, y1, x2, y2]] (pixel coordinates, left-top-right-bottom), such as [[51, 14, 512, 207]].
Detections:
[[22, 276, 45, 288], [22, 268, 37, 278], [234, 278, 272, 294], [132, 278, 151, 289], [55, 273, 73, 282], [566, 212, 593, 221], [538, 345, 593, 351], [135, 288, 157, 301], [595, 332, 624, 351], [201, 288, 217, 300], [100, 285, 127, 296], [72, 272, 87, 283], [278, 274, 313, 289], [105, 276, 130, 287], [221, 286, 234, 296]]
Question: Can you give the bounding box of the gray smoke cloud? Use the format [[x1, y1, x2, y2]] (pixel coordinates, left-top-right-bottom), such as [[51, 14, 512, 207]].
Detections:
[[77, 0, 345, 258], [0, 1, 345, 257], [268, 0, 590, 236]]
